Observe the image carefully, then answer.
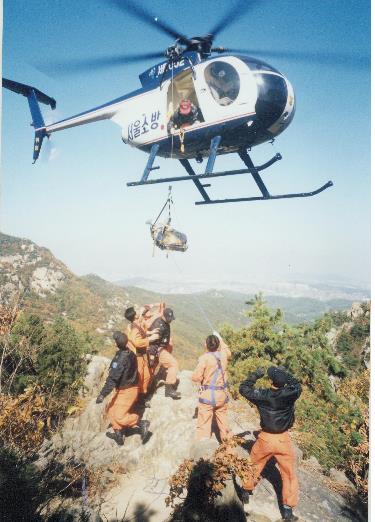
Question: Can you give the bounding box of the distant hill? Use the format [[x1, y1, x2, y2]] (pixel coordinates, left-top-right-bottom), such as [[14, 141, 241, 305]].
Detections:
[[0, 232, 359, 367]]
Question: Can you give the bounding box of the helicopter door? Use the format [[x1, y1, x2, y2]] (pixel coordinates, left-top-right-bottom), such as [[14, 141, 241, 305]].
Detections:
[[193, 57, 258, 122], [167, 69, 203, 123]]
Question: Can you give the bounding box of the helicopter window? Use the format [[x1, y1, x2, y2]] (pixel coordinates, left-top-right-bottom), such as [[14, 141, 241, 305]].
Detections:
[[241, 57, 280, 74], [204, 61, 240, 106]]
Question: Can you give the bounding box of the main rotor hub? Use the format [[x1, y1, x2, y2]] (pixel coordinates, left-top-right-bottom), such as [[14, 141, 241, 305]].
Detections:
[[166, 43, 184, 60], [165, 34, 215, 60]]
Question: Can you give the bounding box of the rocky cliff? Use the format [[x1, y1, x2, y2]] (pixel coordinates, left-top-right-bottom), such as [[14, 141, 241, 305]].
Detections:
[[36, 356, 364, 522]]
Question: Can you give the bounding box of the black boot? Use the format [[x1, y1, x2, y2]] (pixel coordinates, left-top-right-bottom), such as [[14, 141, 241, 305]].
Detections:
[[139, 420, 151, 443], [106, 429, 124, 446], [139, 393, 151, 408], [173, 378, 180, 390], [282, 505, 298, 521], [239, 487, 250, 504], [165, 384, 181, 399]]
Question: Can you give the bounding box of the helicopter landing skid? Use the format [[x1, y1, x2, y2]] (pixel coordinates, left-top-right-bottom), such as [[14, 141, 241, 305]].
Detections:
[[127, 141, 333, 205]]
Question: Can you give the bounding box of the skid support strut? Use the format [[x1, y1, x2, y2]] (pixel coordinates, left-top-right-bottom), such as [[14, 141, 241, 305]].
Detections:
[[238, 148, 270, 198], [179, 159, 211, 202], [141, 143, 160, 182], [205, 136, 221, 175]]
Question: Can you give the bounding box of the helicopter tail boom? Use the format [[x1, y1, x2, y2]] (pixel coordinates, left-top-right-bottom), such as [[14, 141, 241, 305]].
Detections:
[[2, 78, 56, 163]]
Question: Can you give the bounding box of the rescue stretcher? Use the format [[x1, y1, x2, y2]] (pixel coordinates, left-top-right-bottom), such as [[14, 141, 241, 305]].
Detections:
[[150, 223, 188, 252]]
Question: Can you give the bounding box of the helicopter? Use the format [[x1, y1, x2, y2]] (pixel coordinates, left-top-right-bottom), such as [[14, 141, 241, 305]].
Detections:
[[2, 0, 335, 206]]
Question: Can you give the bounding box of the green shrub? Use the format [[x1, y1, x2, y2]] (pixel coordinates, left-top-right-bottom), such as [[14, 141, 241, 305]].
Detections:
[[36, 317, 91, 397]]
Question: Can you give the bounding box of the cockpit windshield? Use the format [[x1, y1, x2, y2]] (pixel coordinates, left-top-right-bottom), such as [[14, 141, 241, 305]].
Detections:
[[239, 57, 281, 74], [204, 61, 240, 106]]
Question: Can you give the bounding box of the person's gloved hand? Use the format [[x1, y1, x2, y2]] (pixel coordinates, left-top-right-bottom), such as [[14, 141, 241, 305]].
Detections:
[[254, 367, 265, 379], [96, 395, 104, 404], [247, 367, 265, 380]]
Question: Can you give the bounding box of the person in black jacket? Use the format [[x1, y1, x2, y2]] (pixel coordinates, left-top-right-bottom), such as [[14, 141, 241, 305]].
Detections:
[[239, 366, 302, 521], [148, 308, 181, 399], [96, 331, 150, 446]]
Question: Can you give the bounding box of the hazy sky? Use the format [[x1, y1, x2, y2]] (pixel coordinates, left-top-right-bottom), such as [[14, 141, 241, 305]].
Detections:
[[1, 0, 371, 287]]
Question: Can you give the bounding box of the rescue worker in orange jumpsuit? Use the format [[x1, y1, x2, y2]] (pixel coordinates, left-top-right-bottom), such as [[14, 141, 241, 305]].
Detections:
[[124, 306, 159, 407], [96, 331, 150, 446], [192, 334, 233, 442], [239, 366, 302, 521], [148, 307, 181, 399]]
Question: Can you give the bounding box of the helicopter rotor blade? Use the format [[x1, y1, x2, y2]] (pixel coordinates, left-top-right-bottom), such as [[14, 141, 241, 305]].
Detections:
[[209, 0, 263, 39], [107, 0, 192, 46], [35, 51, 165, 76], [219, 48, 370, 69]]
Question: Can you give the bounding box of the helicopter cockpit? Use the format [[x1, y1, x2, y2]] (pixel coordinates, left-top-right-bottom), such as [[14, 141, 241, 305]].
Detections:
[[204, 61, 240, 106]]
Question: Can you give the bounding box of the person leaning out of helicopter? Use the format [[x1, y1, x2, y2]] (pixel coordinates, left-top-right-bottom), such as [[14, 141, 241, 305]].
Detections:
[[192, 332, 233, 442], [167, 98, 201, 133], [239, 366, 302, 521], [96, 331, 150, 446]]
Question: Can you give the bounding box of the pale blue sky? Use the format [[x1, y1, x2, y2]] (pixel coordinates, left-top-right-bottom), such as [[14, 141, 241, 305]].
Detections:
[[1, 0, 371, 287]]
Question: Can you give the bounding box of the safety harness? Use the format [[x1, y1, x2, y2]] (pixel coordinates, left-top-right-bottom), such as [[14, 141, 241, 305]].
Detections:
[[198, 352, 229, 407]]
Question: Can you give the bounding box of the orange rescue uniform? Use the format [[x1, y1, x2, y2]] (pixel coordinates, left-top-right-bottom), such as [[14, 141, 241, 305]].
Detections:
[[127, 321, 153, 394], [243, 431, 298, 507], [159, 341, 179, 385], [192, 342, 233, 442], [106, 386, 139, 430]]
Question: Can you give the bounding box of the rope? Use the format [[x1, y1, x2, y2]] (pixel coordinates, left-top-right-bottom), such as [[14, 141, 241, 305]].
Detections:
[[167, 186, 173, 224], [170, 255, 214, 332], [151, 188, 213, 334], [170, 59, 175, 159], [152, 186, 172, 227]]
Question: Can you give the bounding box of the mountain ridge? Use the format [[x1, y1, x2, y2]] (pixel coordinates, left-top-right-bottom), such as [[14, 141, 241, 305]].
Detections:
[[0, 232, 363, 367]]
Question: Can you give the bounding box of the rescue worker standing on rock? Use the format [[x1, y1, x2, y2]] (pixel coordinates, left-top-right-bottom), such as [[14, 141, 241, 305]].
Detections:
[[192, 333, 233, 442], [149, 307, 181, 400], [125, 306, 160, 407], [96, 331, 150, 446], [239, 366, 302, 521]]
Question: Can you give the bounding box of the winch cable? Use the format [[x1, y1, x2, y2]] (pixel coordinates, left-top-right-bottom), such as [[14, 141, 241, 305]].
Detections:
[[170, 254, 214, 333], [170, 63, 175, 159], [151, 189, 214, 333], [152, 186, 172, 228]]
